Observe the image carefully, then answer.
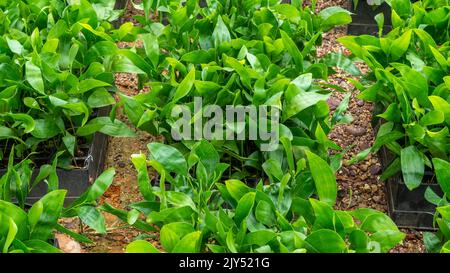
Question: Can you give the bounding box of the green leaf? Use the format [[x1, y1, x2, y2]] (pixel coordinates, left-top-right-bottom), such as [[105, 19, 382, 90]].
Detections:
[[25, 61, 45, 95], [235, 192, 256, 225], [166, 192, 196, 211], [172, 68, 195, 102], [131, 153, 155, 201], [433, 158, 450, 198], [318, 7, 352, 31], [194, 140, 219, 177], [28, 201, 43, 232], [3, 218, 17, 253], [23, 240, 62, 253], [283, 84, 330, 121], [126, 240, 160, 253], [147, 143, 187, 176], [429, 96, 450, 125], [5, 113, 35, 134], [127, 209, 140, 225], [255, 200, 276, 226], [280, 30, 303, 72], [244, 230, 277, 247], [225, 179, 251, 202], [6, 38, 24, 55], [322, 53, 361, 76], [23, 97, 41, 110], [420, 111, 444, 126], [142, 33, 159, 68], [349, 230, 369, 252], [305, 229, 347, 253], [31, 118, 60, 139], [370, 230, 405, 253], [88, 88, 115, 108], [306, 151, 337, 206], [360, 212, 400, 233], [389, 29, 412, 61], [77, 79, 111, 94], [400, 146, 424, 190], [212, 16, 231, 48], [77, 117, 136, 137], [0, 201, 29, 240], [76, 206, 106, 234], [172, 231, 202, 253], [55, 224, 93, 244], [30, 190, 66, 242], [63, 134, 76, 157], [181, 50, 214, 64], [391, 0, 411, 18], [65, 168, 115, 214], [423, 232, 442, 253]]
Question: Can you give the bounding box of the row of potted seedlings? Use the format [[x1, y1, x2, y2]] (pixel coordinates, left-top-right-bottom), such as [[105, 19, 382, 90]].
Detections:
[[341, 0, 450, 251], [0, 0, 142, 252]]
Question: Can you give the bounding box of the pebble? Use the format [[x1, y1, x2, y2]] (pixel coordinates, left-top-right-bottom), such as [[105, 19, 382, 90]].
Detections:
[[361, 164, 368, 172], [55, 234, 82, 253], [371, 184, 378, 193], [363, 184, 371, 192], [359, 142, 371, 150], [118, 161, 127, 168], [338, 189, 347, 198], [345, 125, 367, 136], [370, 165, 382, 175], [327, 98, 341, 110], [356, 100, 365, 107]]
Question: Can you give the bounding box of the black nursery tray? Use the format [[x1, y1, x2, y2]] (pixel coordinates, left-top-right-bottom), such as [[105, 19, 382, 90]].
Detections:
[[346, 0, 392, 35], [379, 146, 440, 230], [0, 107, 110, 205]]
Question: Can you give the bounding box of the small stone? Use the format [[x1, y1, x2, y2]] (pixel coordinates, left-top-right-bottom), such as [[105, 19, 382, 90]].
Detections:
[[356, 100, 365, 107], [118, 161, 127, 168], [338, 189, 347, 198], [361, 164, 368, 172], [373, 196, 381, 203], [369, 165, 382, 175], [359, 142, 371, 150], [345, 126, 366, 136], [55, 234, 82, 253], [363, 184, 371, 192], [327, 98, 340, 111], [371, 184, 378, 193]]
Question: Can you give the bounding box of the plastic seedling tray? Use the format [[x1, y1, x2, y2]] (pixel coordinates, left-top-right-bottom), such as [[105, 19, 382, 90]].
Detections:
[[346, 0, 392, 35], [378, 146, 440, 230], [0, 107, 110, 205]]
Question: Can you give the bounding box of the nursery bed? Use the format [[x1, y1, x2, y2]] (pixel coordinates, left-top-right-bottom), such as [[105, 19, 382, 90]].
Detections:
[[54, 0, 425, 253]]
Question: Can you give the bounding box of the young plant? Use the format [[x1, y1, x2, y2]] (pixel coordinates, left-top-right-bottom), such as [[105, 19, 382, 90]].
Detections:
[[0, 154, 118, 251], [0, 0, 136, 165]]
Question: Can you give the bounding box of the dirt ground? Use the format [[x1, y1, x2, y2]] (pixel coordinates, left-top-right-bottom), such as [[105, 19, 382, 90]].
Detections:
[[56, 0, 424, 253]]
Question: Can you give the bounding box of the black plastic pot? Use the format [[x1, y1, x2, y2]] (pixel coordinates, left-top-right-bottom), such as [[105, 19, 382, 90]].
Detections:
[[112, 0, 129, 28], [346, 0, 392, 35], [0, 107, 110, 205], [378, 146, 440, 230]]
